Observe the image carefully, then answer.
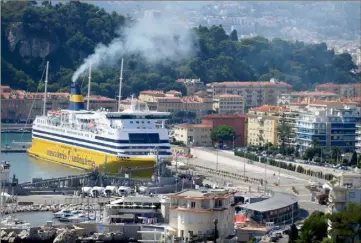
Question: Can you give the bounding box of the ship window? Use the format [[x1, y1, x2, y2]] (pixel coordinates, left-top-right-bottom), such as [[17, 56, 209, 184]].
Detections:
[[130, 121, 133, 124], [136, 121, 139, 124], [129, 133, 160, 143]]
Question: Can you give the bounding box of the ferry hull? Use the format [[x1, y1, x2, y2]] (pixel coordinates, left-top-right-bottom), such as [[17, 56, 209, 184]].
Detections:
[[28, 138, 166, 178]]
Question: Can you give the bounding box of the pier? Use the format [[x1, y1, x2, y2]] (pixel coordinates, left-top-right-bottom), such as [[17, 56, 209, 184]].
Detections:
[[1, 148, 28, 153]]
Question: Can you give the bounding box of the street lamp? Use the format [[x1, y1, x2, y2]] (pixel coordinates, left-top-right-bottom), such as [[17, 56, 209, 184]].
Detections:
[[213, 218, 218, 243]]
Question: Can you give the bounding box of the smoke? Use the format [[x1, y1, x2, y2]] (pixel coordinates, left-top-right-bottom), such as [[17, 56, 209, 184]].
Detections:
[[71, 13, 197, 82]]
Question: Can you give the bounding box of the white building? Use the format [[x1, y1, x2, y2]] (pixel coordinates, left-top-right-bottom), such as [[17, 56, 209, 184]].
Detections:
[[295, 101, 361, 154], [167, 189, 235, 241]]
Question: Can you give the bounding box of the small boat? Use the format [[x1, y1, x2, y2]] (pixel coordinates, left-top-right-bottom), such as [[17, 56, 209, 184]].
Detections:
[[0, 216, 30, 229], [66, 213, 95, 223], [58, 210, 84, 222], [53, 209, 72, 218]]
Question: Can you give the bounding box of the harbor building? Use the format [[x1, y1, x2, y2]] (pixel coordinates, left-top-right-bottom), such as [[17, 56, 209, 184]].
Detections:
[[213, 94, 245, 115], [295, 101, 361, 154], [237, 192, 299, 225], [167, 189, 235, 241], [247, 105, 289, 146], [207, 79, 292, 111], [173, 124, 212, 146]]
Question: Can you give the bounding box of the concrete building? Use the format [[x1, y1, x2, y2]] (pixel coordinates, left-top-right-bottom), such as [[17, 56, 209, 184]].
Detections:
[[277, 91, 339, 106], [176, 79, 205, 96], [213, 94, 245, 114], [0, 85, 117, 122], [202, 114, 247, 147], [296, 101, 361, 154], [315, 83, 361, 98], [207, 79, 292, 111], [247, 105, 289, 146], [238, 192, 299, 225], [168, 189, 235, 240], [356, 122, 361, 155], [119, 98, 147, 111], [327, 173, 361, 241], [173, 124, 212, 146]]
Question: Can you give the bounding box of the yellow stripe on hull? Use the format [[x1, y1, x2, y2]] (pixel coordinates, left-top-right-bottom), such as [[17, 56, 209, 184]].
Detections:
[[69, 94, 84, 102], [28, 138, 159, 178]]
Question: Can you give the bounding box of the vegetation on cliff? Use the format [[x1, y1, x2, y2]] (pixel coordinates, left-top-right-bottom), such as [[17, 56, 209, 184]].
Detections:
[[1, 1, 359, 98]]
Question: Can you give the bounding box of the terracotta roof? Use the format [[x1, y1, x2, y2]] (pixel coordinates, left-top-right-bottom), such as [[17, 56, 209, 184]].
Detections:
[[157, 97, 182, 101], [203, 114, 247, 119], [209, 81, 292, 88], [85, 96, 116, 101], [175, 124, 212, 129], [214, 94, 243, 98], [139, 90, 165, 96], [310, 100, 358, 105], [249, 105, 289, 112], [290, 91, 338, 96], [166, 90, 182, 95]]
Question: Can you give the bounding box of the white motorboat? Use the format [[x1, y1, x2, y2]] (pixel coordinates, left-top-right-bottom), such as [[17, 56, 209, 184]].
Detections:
[[53, 209, 72, 218], [0, 216, 30, 229]]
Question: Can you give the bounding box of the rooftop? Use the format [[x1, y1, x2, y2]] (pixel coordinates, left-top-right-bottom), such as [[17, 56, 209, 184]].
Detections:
[[239, 192, 298, 212], [168, 189, 233, 199], [203, 114, 247, 119], [290, 91, 339, 97], [139, 90, 165, 96], [175, 124, 212, 129], [209, 81, 292, 88], [249, 105, 289, 112]]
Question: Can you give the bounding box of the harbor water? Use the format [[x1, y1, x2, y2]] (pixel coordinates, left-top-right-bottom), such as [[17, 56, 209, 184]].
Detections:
[[1, 133, 84, 183]]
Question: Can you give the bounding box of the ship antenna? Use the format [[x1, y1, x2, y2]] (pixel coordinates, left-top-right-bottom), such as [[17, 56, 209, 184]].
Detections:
[[43, 61, 49, 116], [117, 58, 124, 112], [86, 61, 92, 110]]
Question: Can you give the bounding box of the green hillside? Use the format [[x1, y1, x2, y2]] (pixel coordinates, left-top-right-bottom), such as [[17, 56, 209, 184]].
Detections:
[[1, 1, 359, 98]]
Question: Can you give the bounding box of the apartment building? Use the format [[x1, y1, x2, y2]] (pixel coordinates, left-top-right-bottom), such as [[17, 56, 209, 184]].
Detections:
[[315, 83, 361, 98], [202, 114, 247, 147], [296, 101, 361, 154], [207, 79, 292, 111], [247, 105, 290, 146], [157, 96, 213, 118], [118, 98, 147, 111], [357, 122, 361, 155], [277, 91, 339, 106], [327, 173, 361, 240], [173, 124, 212, 146], [168, 189, 235, 240], [0, 85, 117, 122], [213, 94, 245, 114], [176, 78, 205, 96]]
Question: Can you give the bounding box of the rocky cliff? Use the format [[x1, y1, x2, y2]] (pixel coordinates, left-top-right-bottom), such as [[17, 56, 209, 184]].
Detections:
[[7, 23, 59, 58]]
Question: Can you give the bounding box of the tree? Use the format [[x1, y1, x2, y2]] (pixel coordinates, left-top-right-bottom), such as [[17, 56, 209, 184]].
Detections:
[[328, 203, 361, 243], [210, 125, 236, 143], [299, 211, 328, 243], [230, 29, 238, 41], [288, 224, 299, 243], [278, 113, 292, 154]]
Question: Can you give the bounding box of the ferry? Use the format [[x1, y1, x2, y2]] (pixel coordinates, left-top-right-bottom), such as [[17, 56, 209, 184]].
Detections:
[[28, 61, 173, 176]]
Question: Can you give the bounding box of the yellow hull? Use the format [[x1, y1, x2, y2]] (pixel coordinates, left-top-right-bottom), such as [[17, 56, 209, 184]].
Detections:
[[28, 138, 161, 178]]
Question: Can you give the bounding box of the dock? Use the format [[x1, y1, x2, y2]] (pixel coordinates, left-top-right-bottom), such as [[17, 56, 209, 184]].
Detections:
[[1, 148, 28, 153]]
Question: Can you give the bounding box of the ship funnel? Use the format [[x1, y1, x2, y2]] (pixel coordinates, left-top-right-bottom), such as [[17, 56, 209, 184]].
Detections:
[[68, 82, 85, 110]]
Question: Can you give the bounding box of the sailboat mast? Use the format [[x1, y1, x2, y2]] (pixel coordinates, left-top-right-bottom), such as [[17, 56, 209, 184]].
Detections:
[[43, 61, 49, 116], [87, 62, 92, 110], [118, 59, 124, 112]]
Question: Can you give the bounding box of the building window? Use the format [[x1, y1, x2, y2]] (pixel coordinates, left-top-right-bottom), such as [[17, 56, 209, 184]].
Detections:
[[349, 192, 355, 199], [191, 201, 196, 208]]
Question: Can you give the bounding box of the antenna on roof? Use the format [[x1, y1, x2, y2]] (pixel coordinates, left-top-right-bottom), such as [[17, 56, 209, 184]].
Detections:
[[43, 61, 49, 116], [118, 58, 124, 112], [86, 61, 92, 110]]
